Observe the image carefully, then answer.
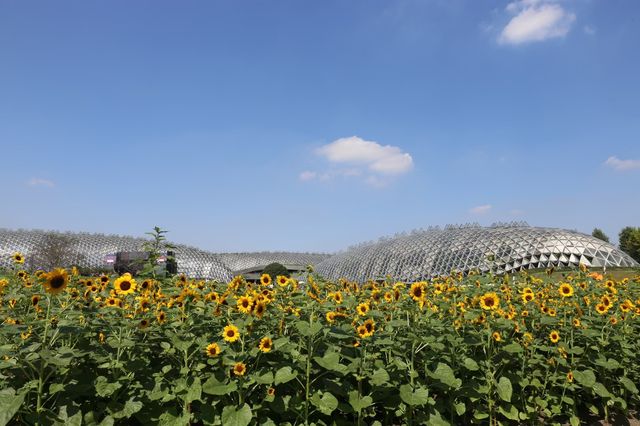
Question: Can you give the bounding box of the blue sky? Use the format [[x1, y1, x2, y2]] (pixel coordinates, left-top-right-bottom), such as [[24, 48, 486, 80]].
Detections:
[[1, 0, 639, 253]]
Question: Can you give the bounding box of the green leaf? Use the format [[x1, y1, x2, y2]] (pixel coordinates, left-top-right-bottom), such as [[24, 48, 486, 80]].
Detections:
[[496, 377, 513, 402], [463, 358, 479, 371], [454, 402, 466, 416], [569, 415, 580, 426], [274, 366, 297, 385], [503, 342, 523, 353], [112, 399, 143, 419], [595, 358, 621, 370], [295, 320, 322, 337], [592, 383, 611, 398], [54, 406, 82, 426], [621, 377, 639, 394], [184, 377, 202, 403], [369, 368, 390, 386], [49, 383, 65, 395], [499, 404, 519, 420], [221, 404, 252, 426], [255, 372, 274, 385], [95, 376, 122, 398], [202, 377, 238, 396], [348, 390, 373, 412], [399, 384, 429, 406], [431, 363, 461, 389], [428, 410, 450, 426], [573, 369, 596, 387], [314, 352, 346, 373], [0, 388, 26, 426], [310, 391, 339, 416]]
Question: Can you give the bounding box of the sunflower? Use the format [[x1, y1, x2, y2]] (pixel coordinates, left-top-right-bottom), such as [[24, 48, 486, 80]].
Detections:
[[609, 316, 618, 325], [267, 387, 276, 397], [601, 295, 612, 308], [363, 318, 376, 336], [333, 292, 343, 304], [156, 310, 167, 324], [572, 318, 581, 327], [12, 252, 25, 264], [105, 297, 120, 308], [595, 303, 608, 315], [206, 342, 222, 357], [480, 292, 500, 311], [276, 275, 288, 287], [409, 282, 425, 301], [114, 273, 137, 295], [356, 302, 370, 316], [236, 295, 253, 314], [558, 283, 574, 298], [549, 330, 560, 343], [620, 299, 635, 313], [248, 301, 264, 318], [492, 331, 501, 342], [383, 291, 393, 303], [31, 295, 40, 306], [260, 274, 272, 286], [258, 337, 273, 353], [43, 268, 69, 295], [139, 319, 150, 329], [222, 324, 240, 343], [522, 293, 534, 303], [357, 325, 370, 339], [326, 311, 337, 324], [140, 279, 154, 291], [233, 362, 247, 376], [99, 275, 110, 285], [567, 371, 574, 383], [17, 270, 28, 280]]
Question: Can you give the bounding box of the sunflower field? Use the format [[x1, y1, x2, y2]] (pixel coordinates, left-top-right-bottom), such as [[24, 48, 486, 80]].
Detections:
[[1, 254, 640, 425]]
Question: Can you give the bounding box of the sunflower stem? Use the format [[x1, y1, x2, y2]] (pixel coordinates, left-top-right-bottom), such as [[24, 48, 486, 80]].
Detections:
[[35, 295, 52, 424]]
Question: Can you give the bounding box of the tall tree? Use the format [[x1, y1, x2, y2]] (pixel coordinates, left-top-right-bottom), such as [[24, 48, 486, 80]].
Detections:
[[591, 228, 610, 243], [28, 232, 85, 270], [619, 227, 640, 263]]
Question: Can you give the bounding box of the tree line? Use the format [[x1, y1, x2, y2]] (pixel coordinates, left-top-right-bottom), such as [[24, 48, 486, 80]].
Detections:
[[592, 227, 640, 263]]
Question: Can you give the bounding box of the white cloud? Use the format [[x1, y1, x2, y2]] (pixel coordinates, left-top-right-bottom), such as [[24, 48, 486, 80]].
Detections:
[[470, 204, 492, 215], [302, 136, 414, 187], [583, 25, 596, 35], [316, 136, 414, 175], [499, 0, 576, 45], [604, 156, 640, 172], [299, 171, 317, 181], [27, 177, 55, 188]]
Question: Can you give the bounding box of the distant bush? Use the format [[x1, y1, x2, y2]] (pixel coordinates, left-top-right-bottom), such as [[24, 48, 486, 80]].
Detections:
[[262, 262, 289, 280], [591, 228, 610, 243]]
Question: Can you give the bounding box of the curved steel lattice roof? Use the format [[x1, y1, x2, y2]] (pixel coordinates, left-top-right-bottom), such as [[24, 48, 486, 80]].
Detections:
[[0, 228, 234, 282], [316, 224, 639, 282], [217, 252, 332, 274], [0, 229, 330, 281]]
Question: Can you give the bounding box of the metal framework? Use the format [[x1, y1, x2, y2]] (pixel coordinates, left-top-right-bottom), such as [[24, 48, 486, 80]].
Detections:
[[0, 228, 234, 281], [316, 223, 639, 282], [2, 224, 637, 283], [0, 229, 330, 281], [216, 252, 331, 275]]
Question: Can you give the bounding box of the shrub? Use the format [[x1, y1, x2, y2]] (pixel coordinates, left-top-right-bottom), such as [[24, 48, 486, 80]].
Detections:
[[261, 262, 290, 280]]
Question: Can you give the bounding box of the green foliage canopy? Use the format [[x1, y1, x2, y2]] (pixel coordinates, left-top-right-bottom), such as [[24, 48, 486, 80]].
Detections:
[[591, 228, 610, 243], [619, 227, 640, 263], [261, 262, 290, 280]]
